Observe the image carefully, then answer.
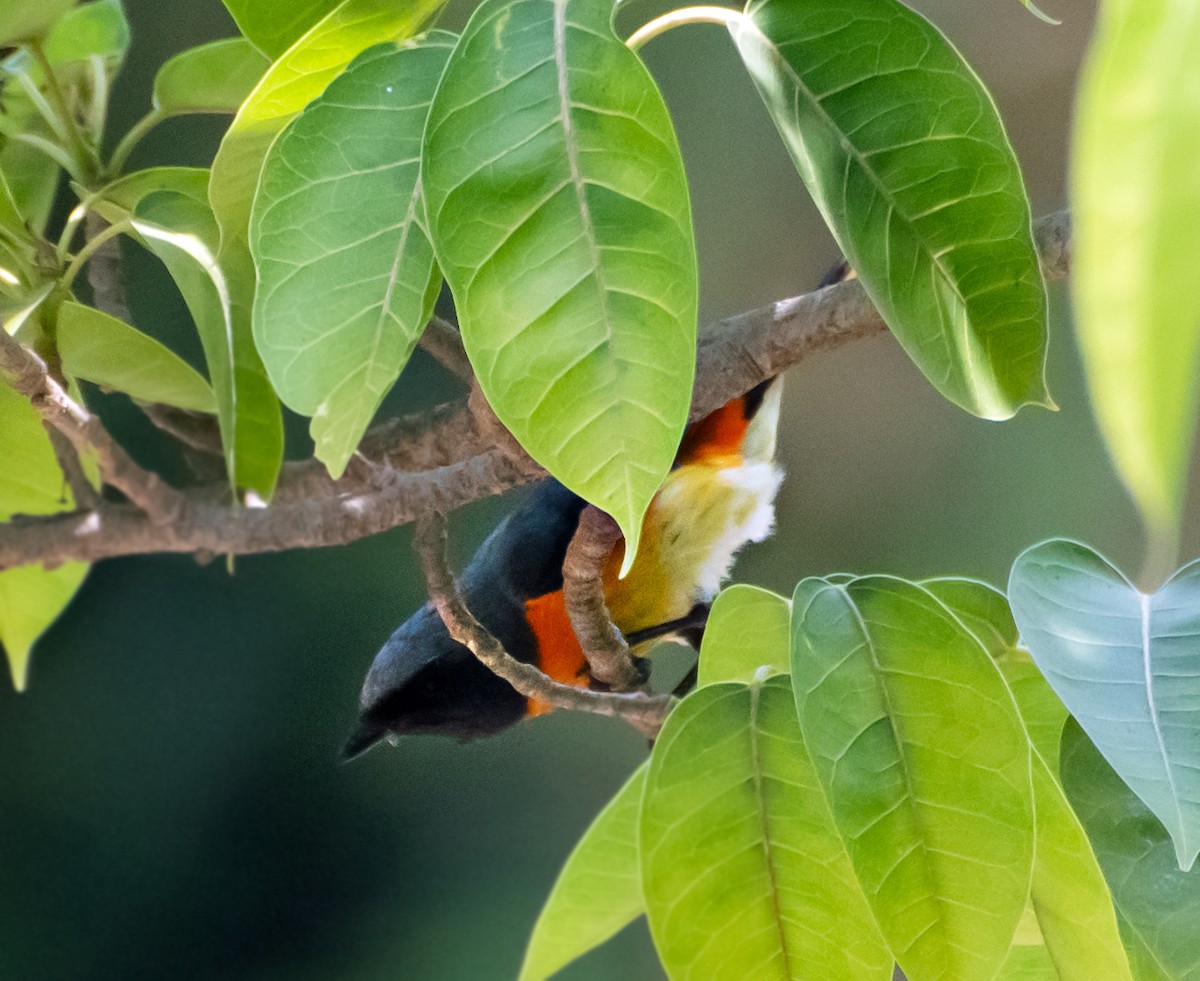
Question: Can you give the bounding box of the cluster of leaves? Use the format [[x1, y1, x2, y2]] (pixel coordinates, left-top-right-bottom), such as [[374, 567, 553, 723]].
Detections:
[[523, 569, 1200, 980]]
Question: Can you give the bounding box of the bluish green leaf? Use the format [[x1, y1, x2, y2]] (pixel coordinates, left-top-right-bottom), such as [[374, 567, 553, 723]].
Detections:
[[696, 584, 790, 686], [730, 0, 1049, 420], [792, 575, 1034, 981], [1071, 0, 1200, 545], [250, 36, 451, 477], [641, 676, 891, 980], [423, 0, 698, 572], [95, 166, 282, 494], [57, 300, 216, 413], [921, 577, 1068, 770], [0, 0, 75, 45], [1062, 720, 1200, 981], [152, 38, 269, 117], [1009, 539, 1200, 871], [0, 381, 89, 690], [520, 762, 646, 981]]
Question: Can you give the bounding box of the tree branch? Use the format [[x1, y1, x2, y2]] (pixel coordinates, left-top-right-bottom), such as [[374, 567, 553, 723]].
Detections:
[[414, 511, 673, 738], [0, 210, 1073, 571], [0, 328, 187, 524], [562, 506, 640, 690]]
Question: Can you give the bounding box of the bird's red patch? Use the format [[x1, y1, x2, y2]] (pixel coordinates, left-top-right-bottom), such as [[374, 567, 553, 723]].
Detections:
[[523, 590, 589, 716], [675, 396, 749, 466]]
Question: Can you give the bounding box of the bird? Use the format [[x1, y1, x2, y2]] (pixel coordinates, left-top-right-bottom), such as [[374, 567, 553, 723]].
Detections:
[[343, 375, 783, 757]]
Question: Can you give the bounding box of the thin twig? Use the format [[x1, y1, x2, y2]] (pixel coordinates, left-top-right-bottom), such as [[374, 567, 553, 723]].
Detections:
[[562, 506, 640, 690], [414, 511, 674, 738], [42, 422, 100, 509]]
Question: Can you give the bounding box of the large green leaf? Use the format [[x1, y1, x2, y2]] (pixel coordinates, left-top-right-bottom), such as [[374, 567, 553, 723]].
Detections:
[[1071, 0, 1200, 545], [792, 575, 1034, 981], [0, 382, 89, 690], [250, 36, 451, 478], [730, 0, 1049, 420], [423, 0, 698, 571], [921, 577, 1068, 770], [95, 167, 282, 494], [57, 300, 216, 413], [209, 0, 439, 491], [640, 677, 891, 981], [696, 584, 790, 686], [0, 0, 75, 45], [1009, 539, 1200, 871], [520, 762, 647, 981], [152, 38, 270, 118], [1062, 721, 1200, 981]]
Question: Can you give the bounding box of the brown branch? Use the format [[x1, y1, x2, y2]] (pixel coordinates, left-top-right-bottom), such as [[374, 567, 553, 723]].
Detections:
[[84, 211, 131, 325], [42, 422, 101, 509], [414, 511, 674, 738], [419, 315, 473, 384], [0, 210, 1073, 571], [562, 506, 640, 690], [0, 328, 188, 524]]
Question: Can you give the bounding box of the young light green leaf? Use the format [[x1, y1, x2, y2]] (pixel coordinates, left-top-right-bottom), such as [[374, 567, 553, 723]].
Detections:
[[222, 0, 351, 58], [423, 0, 698, 573], [1062, 720, 1200, 981], [56, 300, 216, 413], [730, 0, 1049, 420], [0, 0, 75, 46], [696, 584, 790, 686], [1018, 0, 1061, 25], [640, 677, 892, 981], [1071, 1, 1200, 547], [921, 577, 1068, 769], [44, 0, 128, 68], [520, 762, 647, 981], [152, 38, 269, 118], [0, 382, 89, 690], [1019, 757, 1135, 981], [95, 167, 282, 494], [250, 36, 451, 478], [792, 575, 1034, 981], [1009, 539, 1200, 871], [996, 944, 1062, 981]]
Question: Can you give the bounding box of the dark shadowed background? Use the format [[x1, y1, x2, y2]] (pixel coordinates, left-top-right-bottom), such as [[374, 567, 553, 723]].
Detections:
[[4, 1, 1187, 979]]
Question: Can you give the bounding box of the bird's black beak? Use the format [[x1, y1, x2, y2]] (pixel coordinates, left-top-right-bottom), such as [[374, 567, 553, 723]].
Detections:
[[340, 719, 389, 762]]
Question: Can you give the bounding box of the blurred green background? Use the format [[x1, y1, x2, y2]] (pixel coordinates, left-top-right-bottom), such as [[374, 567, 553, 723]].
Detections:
[[3, 0, 1188, 979]]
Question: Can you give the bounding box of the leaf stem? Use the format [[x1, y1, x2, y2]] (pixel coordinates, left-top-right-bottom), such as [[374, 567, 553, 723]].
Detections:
[[28, 39, 100, 184], [60, 218, 131, 290], [106, 109, 163, 179], [625, 5, 745, 50]]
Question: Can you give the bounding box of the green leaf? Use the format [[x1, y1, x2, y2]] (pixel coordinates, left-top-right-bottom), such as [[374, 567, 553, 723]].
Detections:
[[1017, 0, 1061, 25], [42, 0, 129, 74], [423, 0, 698, 572], [696, 584, 790, 686], [1071, 1, 1200, 545], [209, 0, 440, 490], [250, 36, 451, 477], [791, 575, 1034, 981], [56, 300, 216, 413], [0, 382, 89, 690], [95, 167, 282, 494], [0, 90, 61, 235], [0, 0, 75, 45], [640, 677, 892, 981], [921, 577, 1068, 770], [996, 944, 1062, 981], [152, 38, 270, 118], [520, 762, 647, 981], [730, 0, 1049, 420], [222, 0, 352, 58], [1062, 720, 1200, 981], [1009, 539, 1200, 871], [1019, 756, 1135, 981]]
